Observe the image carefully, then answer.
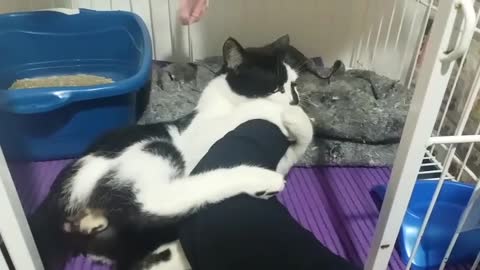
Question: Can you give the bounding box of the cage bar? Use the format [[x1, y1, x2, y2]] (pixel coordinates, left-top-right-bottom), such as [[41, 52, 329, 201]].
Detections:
[[383, 0, 398, 53], [394, 0, 410, 51], [471, 252, 480, 270], [407, 0, 434, 88], [371, 0, 385, 66], [437, 143, 479, 181], [399, 3, 421, 83], [457, 122, 480, 180], [419, 0, 438, 11], [429, 134, 480, 145]]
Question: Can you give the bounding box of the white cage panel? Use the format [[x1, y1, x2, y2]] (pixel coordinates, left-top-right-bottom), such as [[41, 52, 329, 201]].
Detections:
[[367, 0, 480, 269]]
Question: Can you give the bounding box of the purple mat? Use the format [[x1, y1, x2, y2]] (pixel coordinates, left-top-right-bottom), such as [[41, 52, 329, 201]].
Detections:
[[6, 161, 468, 269]]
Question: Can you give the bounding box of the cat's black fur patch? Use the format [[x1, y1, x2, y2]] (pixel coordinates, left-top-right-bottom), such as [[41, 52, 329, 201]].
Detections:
[[223, 37, 289, 98], [132, 249, 172, 270], [89, 123, 172, 159], [88, 170, 139, 220], [143, 140, 185, 175], [172, 110, 197, 132]]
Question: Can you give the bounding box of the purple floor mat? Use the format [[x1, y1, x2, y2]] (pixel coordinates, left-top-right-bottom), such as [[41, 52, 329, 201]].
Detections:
[[7, 161, 468, 269]]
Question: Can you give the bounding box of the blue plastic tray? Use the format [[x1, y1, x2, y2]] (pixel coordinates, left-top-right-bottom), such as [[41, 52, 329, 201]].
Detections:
[[372, 180, 480, 269], [0, 9, 152, 160]]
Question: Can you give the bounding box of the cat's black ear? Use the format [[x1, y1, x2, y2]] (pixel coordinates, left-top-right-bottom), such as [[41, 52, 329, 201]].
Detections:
[[223, 37, 244, 70], [272, 34, 290, 49]]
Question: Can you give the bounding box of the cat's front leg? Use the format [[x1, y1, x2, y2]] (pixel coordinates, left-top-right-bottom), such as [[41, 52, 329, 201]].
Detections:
[[276, 105, 314, 175], [141, 165, 286, 216]]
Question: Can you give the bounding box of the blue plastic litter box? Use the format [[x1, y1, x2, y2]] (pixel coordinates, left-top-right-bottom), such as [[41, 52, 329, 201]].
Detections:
[[372, 180, 480, 269], [0, 9, 152, 161]]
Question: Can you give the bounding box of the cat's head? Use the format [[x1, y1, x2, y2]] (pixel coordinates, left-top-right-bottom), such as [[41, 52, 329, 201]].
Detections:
[[222, 35, 299, 105]]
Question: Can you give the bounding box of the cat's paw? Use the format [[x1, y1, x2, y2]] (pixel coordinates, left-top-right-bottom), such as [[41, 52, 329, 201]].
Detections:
[[239, 167, 286, 199], [281, 105, 313, 145], [63, 208, 108, 235]]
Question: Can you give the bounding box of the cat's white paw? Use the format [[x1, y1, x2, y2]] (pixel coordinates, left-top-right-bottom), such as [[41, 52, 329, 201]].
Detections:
[[238, 167, 286, 199], [282, 105, 313, 145]]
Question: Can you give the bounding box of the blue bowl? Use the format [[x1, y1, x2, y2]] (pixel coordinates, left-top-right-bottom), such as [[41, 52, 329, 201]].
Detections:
[[372, 180, 480, 269], [0, 9, 152, 160]]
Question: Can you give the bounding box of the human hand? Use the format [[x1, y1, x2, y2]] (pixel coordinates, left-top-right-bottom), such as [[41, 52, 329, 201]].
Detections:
[[180, 0, 208, 25]]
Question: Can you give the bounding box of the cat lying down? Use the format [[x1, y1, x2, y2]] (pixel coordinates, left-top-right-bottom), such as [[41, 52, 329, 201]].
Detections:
[[29, 35, 313, 270]]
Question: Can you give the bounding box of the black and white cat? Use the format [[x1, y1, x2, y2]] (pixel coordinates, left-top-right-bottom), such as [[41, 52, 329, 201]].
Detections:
[[30, 36, 313, 270]]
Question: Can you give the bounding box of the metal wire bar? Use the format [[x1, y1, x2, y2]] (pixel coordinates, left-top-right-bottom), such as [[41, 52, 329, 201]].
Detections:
[[432, 11, 480, 153], [406, 144, 457, 269], [383, 0, 398, 54], [421, 162, 439, 166], [394, 0, 409, 50], [399, 3, 422, 84], [371, 0, 385, 67], [457, 121, 480, 180], [439, 174, 480, 269], [429, 134, 480, 145], [408, 0, 435, 88], [471, 251, 480, 270], [418, 0, 438, 11], [352, 0, 373, 68], [438, 143, 478, 181], [364, 19, 375, 69], [425, 149, 456, 180], [418, 169, 443, 174], [352, 0, 374, 68]]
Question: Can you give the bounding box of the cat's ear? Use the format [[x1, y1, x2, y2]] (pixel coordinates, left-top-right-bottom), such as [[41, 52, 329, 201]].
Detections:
[[223, 37, 244, 70], [272, 34, 290, 50]]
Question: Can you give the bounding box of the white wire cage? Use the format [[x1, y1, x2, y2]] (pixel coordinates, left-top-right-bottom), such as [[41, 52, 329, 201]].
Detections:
[[2, 0, 480, 269], [361, 0, 480, 269]]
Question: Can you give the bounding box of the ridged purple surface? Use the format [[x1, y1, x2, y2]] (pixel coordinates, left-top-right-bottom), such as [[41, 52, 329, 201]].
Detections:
[[279, 166, 403, 269], [8, 162, 466, 269]]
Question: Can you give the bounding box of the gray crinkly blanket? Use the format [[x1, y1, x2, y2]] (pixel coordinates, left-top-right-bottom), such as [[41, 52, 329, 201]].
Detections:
[[139, 58, 413, 166]]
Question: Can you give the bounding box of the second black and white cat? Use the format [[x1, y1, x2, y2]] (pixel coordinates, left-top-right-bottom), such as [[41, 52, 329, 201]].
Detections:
[[30, 35, 313, 270]]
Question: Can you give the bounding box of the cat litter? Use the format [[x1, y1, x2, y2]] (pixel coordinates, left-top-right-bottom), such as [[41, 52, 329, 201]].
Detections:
[[9, 74, 113, 89]]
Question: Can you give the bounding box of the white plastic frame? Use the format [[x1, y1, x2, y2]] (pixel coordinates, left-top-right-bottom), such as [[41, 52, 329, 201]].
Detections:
[[0, 147, 43, 270]]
